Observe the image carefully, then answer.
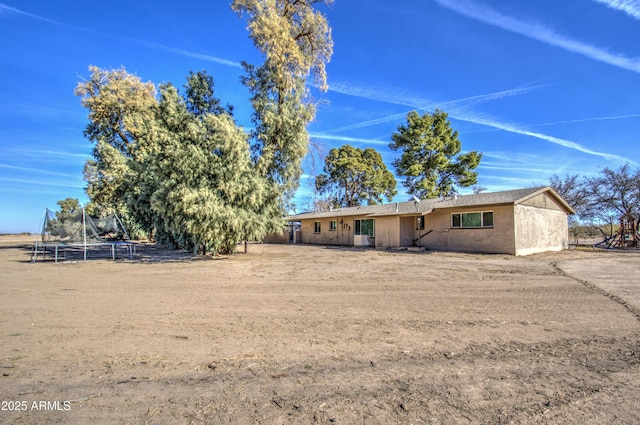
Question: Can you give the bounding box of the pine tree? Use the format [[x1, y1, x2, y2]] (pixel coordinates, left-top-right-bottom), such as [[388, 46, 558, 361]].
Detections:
[[390, 110, 482, 199], [315, 145, 397, 207], [148, 85, 268, 254]]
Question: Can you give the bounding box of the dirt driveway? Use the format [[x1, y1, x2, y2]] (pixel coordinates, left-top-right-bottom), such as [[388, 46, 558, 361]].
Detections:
[[1, 238, 639, 424]]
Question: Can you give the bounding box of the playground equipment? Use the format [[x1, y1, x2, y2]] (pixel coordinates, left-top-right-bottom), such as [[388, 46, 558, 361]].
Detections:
[[595, 213, 640, 249], [32, 208, 135, 262]]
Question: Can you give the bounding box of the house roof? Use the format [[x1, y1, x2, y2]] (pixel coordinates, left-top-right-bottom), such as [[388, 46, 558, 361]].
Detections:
[[285, 186, 575, 221]]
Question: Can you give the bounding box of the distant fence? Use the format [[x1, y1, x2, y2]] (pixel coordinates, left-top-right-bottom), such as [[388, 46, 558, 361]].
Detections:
[[262, 228, 301, 244]]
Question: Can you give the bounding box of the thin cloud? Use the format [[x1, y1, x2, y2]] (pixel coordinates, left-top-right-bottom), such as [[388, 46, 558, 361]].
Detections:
[[438, 84, 551, 111], [592, 0, 640, 19], [310, 133, 389, 146], [478, 175, 542, 187], [0, 164, 79, 178], [38, 149, 89, 159], [0, 147, 89, 160], [482, 152, 562, 166], [127, 40, 242, 68], [479, 164, 556, 174], [531, 113, 640, 127], [328, 81, 432, 109], [453, 113, 637, 165], [0, 2, 75, 28], [323, 79, 635, 165], [0, 3, 241, 68], [433, 0, 640, 73], [480, 155, 600, 179], [325, 82, 545, 133], [324, 112, 409, 133], [0, 176, 84, 189]]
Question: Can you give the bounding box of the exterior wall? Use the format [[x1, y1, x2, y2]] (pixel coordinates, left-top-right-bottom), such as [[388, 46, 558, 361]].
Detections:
[[300, 217, 352, 245], [514, 204, 569, 255], [373, 216, 400, 249], [421, 205, 516, 254], [520, 192, 564, 211], [298, 194, 570, 255], [301, 216, 377, 246], [299, 215, 401, 248]]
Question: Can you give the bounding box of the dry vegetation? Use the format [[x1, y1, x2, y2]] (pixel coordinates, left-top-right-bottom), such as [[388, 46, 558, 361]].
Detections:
[[1, 236, 639, 424]]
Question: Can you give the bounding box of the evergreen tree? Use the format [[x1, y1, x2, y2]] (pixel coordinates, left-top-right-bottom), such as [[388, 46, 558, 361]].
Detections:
[[233, 0, 333, 210], [55, 198, 81, 222], [75, 66, 157, 230], [390, 110, 482, 199], [146, 84, 268, 254], [184, 70, 231, 117], [76, 0, 336, 253], [315, 145, 397, 207], [75, 66, 157, 158], [77, 67, 270, 253]]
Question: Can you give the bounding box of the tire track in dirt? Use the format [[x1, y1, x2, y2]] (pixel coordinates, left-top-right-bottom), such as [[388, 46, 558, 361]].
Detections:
[[4, 243, 640, 423], [551, 260, 640, 322]]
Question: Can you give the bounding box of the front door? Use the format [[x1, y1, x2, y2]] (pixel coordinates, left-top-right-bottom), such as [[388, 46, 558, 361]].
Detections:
[[354, 219, 375, 246], [400, 216, 414, 247]]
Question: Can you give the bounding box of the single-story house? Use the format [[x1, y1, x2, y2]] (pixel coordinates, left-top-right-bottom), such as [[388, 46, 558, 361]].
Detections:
[[285, 186, 575, 256]]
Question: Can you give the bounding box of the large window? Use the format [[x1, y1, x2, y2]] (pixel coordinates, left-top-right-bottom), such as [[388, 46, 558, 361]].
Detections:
[[354, 219, 375, 236], [314, 221, 321, 233], [451, 211, 494, 228], [329, 220, 337, 231]]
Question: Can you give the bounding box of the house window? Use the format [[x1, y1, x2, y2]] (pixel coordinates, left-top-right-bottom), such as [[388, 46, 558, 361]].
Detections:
[[354, 219, 375, 236], [417, 216, 425, 230], [451, 211, 494, 228], [482, 211, 494, 227], [329, 220, 337, 231], [314, 221, 321, 233]]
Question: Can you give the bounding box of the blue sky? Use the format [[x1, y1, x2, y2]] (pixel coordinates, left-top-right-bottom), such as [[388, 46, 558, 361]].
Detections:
[[1, 0, 639, 233]]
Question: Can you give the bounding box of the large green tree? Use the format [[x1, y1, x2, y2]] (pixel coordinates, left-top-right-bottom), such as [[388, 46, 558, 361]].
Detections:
[[75, 0, 335, 253], [390, 110, 482, 199], [76, 67, 272, 254], [184, 70, 231, 117], [233, 0, 333, 206], [232, 0, 333, 92], [147, 84, 269, 254], [315, 145, 397, 207], [75, 66, 157, 158], [75, 66, 157, 218], [55, 198, 81, 222]]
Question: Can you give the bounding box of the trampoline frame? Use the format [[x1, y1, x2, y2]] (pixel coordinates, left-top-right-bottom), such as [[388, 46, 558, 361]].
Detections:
[[31, 241, 136, 263]]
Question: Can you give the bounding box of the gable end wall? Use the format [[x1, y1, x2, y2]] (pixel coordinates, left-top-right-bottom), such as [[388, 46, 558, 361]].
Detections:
[[514, 204, 569, 255], [520, 192, 565, 211]]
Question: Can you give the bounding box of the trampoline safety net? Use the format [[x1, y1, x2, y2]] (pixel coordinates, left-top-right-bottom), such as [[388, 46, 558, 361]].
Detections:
[[41, 208, 129, 244]]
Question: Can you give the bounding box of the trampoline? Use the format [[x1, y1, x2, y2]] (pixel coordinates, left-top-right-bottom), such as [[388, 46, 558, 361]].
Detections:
[[31, 208, 135, 263]]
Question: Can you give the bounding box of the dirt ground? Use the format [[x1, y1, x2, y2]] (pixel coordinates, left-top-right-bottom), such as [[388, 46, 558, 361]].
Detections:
[[1, 235, 639, 424]]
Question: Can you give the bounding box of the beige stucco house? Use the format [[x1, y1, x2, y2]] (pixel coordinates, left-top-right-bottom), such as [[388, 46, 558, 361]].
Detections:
[[285, 187, 575, 256]]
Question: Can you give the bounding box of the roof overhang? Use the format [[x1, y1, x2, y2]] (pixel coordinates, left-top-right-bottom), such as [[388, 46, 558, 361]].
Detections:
[[366, 209, 433, 218]]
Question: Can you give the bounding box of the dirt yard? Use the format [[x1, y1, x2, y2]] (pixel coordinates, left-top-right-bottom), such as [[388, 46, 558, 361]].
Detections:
[[1, 236, 639, 424]]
